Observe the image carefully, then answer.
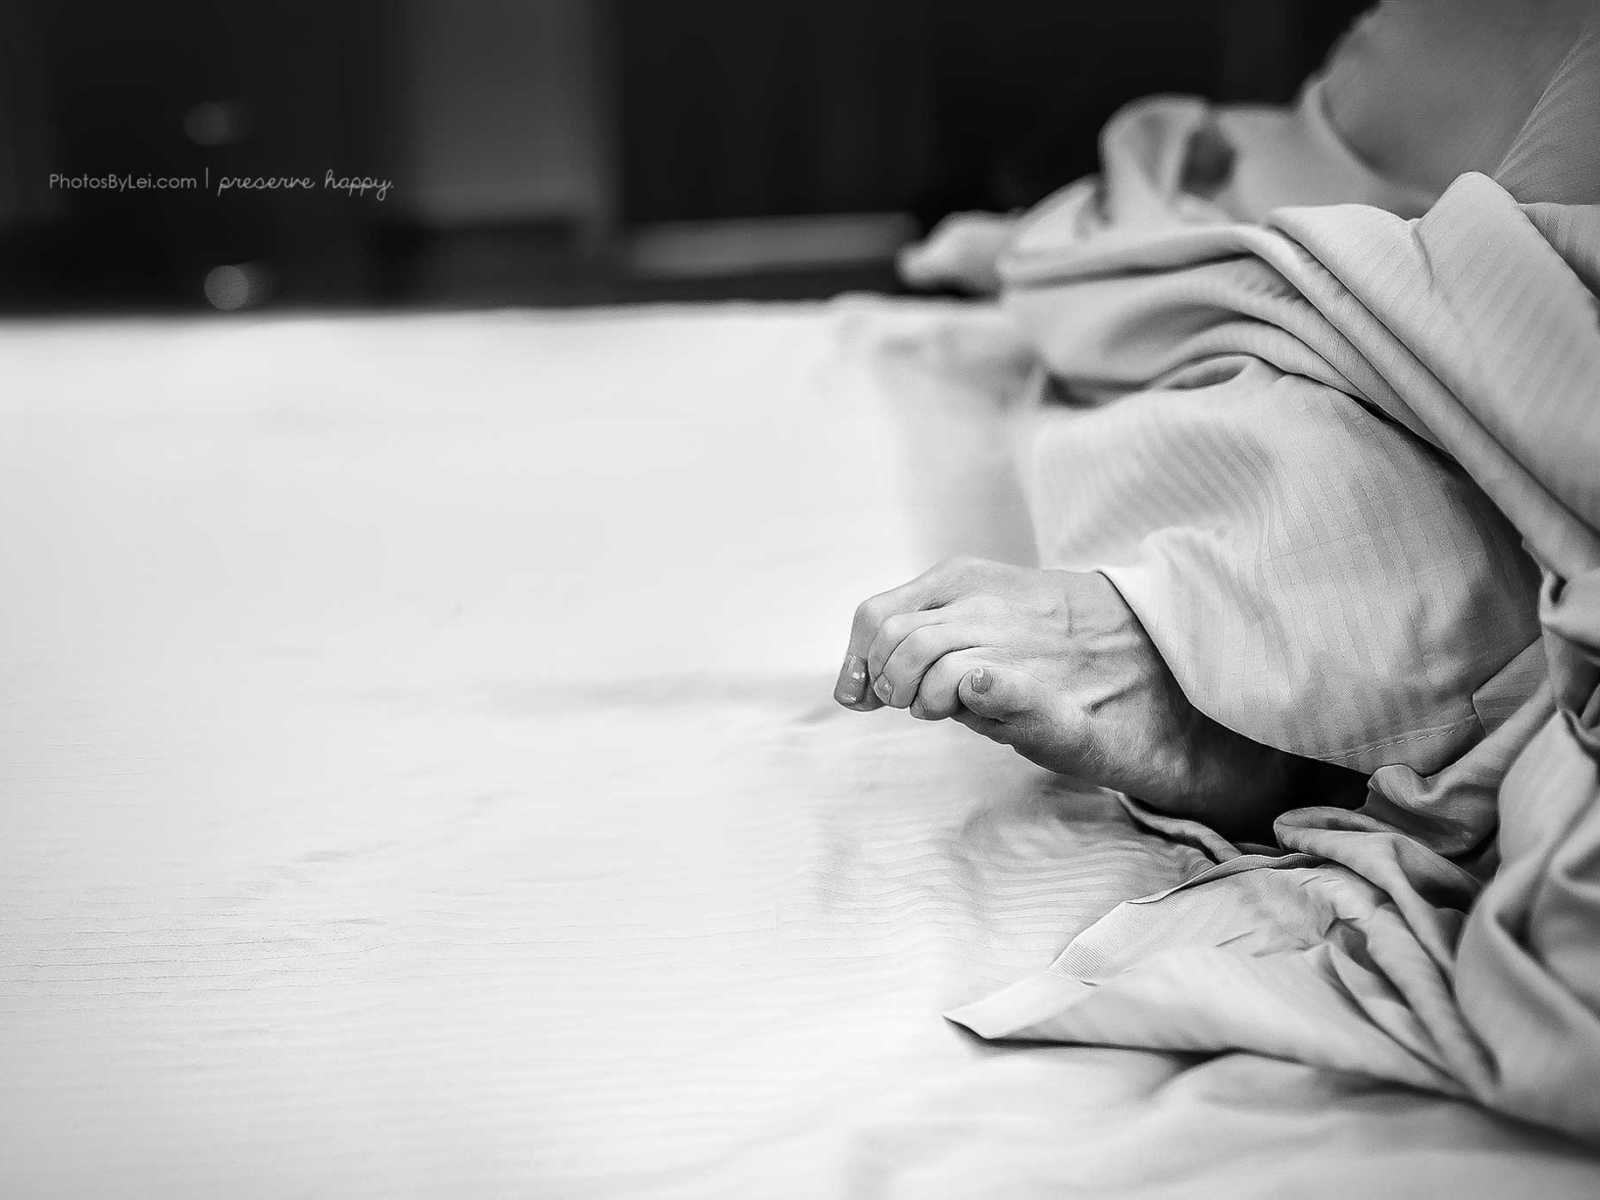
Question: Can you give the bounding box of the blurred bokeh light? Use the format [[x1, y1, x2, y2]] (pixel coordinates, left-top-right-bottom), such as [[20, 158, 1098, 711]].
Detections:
[[0, 0, 1366, 313]]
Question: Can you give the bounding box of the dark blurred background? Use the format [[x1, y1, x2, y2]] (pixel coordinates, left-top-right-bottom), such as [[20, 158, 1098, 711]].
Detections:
[[0, 0, 1368, 312]]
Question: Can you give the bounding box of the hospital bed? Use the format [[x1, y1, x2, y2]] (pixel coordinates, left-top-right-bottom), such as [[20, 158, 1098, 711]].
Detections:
[[2, 303, 1596, 1197]]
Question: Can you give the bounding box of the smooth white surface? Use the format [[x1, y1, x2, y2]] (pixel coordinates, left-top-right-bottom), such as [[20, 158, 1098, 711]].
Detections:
[[1, 304, 1594, 1197]]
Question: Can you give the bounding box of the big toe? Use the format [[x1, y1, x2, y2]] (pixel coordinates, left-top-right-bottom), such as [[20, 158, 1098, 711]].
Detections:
[[958, 665, 1035, 721]]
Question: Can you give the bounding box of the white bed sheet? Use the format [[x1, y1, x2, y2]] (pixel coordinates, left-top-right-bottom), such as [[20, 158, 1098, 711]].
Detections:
[[1, 303, 1596, 1198]]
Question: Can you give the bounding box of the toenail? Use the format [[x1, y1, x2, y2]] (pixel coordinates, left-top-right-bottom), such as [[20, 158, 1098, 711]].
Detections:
[[875, 677, 893, 702], [835, 654, 868, 704]]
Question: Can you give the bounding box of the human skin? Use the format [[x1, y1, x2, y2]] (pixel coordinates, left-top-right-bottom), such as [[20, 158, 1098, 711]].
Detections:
[[834, 557, 1364, 837]]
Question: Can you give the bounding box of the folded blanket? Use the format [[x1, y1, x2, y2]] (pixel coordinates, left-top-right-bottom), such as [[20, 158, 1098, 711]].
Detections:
[[949, 19, 1600, 1145]]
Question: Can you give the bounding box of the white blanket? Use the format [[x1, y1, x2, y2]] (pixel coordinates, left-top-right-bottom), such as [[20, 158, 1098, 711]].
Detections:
[[947, 12, 1600, 1150]]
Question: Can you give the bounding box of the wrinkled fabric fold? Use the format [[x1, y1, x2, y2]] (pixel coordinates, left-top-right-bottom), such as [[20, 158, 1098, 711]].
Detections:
[[949, 26, 1600, 1145]]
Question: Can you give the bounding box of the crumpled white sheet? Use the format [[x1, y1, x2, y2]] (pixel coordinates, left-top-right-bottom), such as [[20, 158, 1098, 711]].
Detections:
[[942, 12, 1600, 1146]]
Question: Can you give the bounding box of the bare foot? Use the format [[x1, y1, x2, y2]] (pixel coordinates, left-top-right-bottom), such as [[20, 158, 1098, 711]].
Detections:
[[834, 558, 1361, 836]]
